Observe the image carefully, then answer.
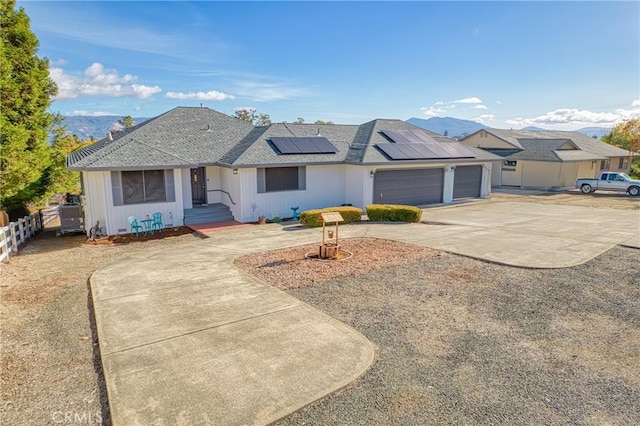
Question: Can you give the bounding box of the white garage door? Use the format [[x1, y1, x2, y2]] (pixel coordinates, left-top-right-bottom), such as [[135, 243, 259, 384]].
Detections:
[[453, 165, 482, 199], [373, 169, 444, 205]]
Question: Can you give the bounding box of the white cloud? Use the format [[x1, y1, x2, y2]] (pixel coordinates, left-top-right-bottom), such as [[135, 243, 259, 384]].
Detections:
[[165, 90, 233, 101], [50, 63, 162, 100], [630, 99, 640, 108], [473, 114, 495, 124], [421, 106, 447, 117], [69, 110, 119, 117], [505, 103, 640, 130], [232, 80, 309, 102], [50, 58, 68, 66], [454, 97, 483, 104], [421, 96, 487, 117]]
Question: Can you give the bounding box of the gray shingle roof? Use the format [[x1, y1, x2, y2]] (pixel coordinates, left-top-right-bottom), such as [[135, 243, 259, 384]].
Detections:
[[221, 122, 358, 167], [67, 108, 503, 171], [466, 129, 630, 162], [67, 107, 254, 170], [357, 119, 501, 164]]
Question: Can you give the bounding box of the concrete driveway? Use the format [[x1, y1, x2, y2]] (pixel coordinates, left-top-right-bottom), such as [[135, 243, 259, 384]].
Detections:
[[91, 200, 639, 425], [413, 200, 639, 268]]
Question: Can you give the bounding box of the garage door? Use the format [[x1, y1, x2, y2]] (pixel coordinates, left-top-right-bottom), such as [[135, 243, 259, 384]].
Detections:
[[453, 165, 482, 199], [373, 169, 443, 205]]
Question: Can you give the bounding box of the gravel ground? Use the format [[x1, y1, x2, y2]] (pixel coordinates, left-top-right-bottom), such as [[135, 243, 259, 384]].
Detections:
[[237, 241, 640, 425], [0, 228, 201, 425]]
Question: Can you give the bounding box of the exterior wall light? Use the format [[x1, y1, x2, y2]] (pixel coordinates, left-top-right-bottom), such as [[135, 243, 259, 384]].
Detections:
[[233, 169, 238, 175]]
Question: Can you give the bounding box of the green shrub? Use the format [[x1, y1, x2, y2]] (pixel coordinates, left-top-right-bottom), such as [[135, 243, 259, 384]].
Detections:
[[299, 206, 363, 228], [366, 204, 422, 222]]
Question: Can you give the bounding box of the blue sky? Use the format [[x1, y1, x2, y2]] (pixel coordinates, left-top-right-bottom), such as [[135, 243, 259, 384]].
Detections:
[[18, 1, 640, 130]]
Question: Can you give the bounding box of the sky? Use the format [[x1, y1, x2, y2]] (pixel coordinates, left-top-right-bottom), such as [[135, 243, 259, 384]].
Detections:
[[17, 1, 640, 130]]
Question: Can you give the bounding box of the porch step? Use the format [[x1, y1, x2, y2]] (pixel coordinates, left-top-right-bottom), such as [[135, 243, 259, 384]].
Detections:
[[184, 203, 234, 225]]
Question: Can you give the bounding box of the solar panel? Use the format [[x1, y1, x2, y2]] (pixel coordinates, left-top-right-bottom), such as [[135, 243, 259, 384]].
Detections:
[[381, 129, 439, 144], [270, 137, 338, 154], [375, 143, 476, 160]]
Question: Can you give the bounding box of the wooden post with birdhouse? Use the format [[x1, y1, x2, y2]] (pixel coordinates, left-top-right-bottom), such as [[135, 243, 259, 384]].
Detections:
[[319, 212, 344, 259]]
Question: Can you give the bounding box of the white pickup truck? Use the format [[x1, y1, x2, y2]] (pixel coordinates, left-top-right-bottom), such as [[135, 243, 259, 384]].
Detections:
[[576, 171, 640, 196]]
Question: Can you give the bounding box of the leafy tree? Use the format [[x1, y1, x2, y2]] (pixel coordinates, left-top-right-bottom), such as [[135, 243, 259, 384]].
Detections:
[[234, 107, 272, 126], [119, 115, 135, 128], [256, 113, 272, 126], [0, 0, 57, 218], [602, 118, 640, 178], [295, 117, 305, 124], [314, 120, 334, 125], [234, 107, 257, 124]]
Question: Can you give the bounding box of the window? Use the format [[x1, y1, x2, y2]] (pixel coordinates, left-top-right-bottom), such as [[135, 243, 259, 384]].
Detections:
[[257, 166, 306, 193], [502, 160, 517, 171], [619, 157, 629, 169], [600, 159, 610, 170], [600, 174, 608, 181], [480, 131, 487, 139], [111, 170, 175, 206]]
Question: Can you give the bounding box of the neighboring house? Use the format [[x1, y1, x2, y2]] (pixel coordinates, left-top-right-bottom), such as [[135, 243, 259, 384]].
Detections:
[[67, 107, 501, 236], [461, 128, 633, 189]]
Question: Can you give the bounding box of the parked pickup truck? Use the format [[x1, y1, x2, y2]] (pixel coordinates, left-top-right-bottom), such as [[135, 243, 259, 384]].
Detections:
[[576, 172, 640, 196]]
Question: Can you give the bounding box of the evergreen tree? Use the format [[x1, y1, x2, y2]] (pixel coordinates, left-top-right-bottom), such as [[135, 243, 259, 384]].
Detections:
[[0, 0, 57, 218], [43, 116, 87, 201]]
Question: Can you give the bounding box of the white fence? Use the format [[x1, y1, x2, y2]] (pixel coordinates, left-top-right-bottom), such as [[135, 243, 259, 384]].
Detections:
[[1, 212, 44, 262]]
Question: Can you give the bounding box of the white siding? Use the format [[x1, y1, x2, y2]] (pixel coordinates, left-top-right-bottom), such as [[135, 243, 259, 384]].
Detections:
[[491, 162, 502, 186], [481, 163, 492, 196], [181, 169, 191, 209], [205, 166, 222, 204], [220, 167, 242, 220], [239, 165, 346, 222], [82, 171, 108, 235], [86, 169, 186, 236], [344, 166, 366, 209]]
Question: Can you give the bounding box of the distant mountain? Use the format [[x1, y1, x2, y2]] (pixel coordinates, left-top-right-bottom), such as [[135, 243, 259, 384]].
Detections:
[[575, 126, 612, 139], [521, 125, 612, 139], [60, 115, 151, 140], [406, 116, 487, 138]]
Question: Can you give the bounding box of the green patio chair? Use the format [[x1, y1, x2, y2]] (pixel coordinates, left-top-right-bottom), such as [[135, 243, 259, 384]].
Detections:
[[152, 212, 163, 232], [128, 216, 143, 237]]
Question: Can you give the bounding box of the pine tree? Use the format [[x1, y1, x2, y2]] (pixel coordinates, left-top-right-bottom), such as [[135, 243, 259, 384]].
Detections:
[[0, 0, 57, 218]]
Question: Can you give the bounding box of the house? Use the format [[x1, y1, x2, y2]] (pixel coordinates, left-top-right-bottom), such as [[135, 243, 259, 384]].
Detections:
[[461, 128, 633, 189], [67, 107, 501, 236]]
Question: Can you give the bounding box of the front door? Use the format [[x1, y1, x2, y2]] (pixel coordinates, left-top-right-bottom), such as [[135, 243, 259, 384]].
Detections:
[[190, 167, 206, 204]]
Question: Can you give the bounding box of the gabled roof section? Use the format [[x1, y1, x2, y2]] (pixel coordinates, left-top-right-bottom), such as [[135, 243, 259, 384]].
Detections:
[[355, 119, 500, 164], [468, 129, 630, 161], [222, 122, 357, 167], [506, 138, 601, 162], [67, 107, 254, 170]]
